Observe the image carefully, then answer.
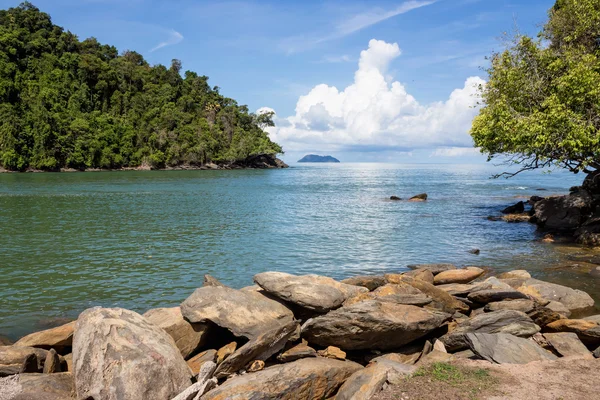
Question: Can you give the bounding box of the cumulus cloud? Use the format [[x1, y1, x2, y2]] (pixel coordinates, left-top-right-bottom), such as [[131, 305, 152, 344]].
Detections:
[[264, 39, 485, 154]]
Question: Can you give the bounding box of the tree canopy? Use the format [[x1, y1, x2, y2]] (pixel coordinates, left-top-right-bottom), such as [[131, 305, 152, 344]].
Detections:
[[471, 0, 600, 177], [0, 2, 282, 171]]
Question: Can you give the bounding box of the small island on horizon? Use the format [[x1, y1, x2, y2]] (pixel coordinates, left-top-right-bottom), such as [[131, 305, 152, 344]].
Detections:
[[297, 154, 340, 163]]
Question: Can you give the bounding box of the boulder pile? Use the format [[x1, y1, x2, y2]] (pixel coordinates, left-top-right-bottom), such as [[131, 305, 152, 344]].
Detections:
[[1, 265, 598, 400]]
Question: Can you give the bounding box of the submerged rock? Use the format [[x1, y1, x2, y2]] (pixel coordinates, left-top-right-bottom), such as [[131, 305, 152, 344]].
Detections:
[[143, 307, 209, 359], [180, 286, 294, 340], [301, 300, 450, 350], [201, 358, 362, 400], [72, 307, 192, 400], [466, 333, 557, 364], [253, 272, 367, 313], [533, 191, 593, 231], [409, 193, 428, 202]]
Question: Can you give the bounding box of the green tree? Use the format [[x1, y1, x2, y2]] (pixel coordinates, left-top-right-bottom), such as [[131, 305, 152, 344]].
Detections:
[[471, 0, 600, 177], [0, 2, 283, 171]]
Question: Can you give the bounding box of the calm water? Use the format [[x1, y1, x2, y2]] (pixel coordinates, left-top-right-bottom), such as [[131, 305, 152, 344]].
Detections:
[[1, 163, 599, 339]]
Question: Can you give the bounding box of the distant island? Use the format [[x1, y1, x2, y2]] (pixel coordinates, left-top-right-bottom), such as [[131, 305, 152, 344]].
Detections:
[[297, 155, 340, 163]]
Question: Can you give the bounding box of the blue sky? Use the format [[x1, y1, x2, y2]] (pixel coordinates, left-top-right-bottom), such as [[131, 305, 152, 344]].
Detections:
[[1, 0, 555, 163]]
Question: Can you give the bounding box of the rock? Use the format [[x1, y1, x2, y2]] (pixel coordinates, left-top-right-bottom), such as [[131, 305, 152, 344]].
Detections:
[[590, 266, 600, 277], [482, 276, 515, 290], [545, 319, 600, 346], [417, 350, 454, 365], [583, 170, 600, 194], [403, 278, 469, 313], [335, 362, 408, 400], [542, 234, 555, 243], [20, 353, 39, 374], [0, 335, 12, 346], [497, 270, 531, 280], [277, 341, 317, 362], [0, 346, 48, 376], [14, 321, 75, 354], [203, 274, 227, 287], [516, 278, 595, 314], [341, 275, 387, 291], [452, 310, 540, 337], [343, 283, 432, 307], [8, 372, 75, 400], [215, 320, 298, 378], [594, 346, 600, 358], [543, 332, 593, 358], [143, 307, 209, 359], [436, 282, 491, 296], [172, 362, 217, 400], [452, 349, 478, 359], [247, 360, 265, 372], [439, 333, 470, 352], [433, 267, 485, 285], [466, 333, 557, 364], [421, 340, 433, 356], [484, 299, 536, 313], [433, 340, 447, 353], [369, 351, 422, 366], [533, 191, 593, 231], [72, 307, 192, 400], [409, 193, 427, 202], [201, 358, 362, 400], [502, 201, 525, 214], [301, 300, 450, 350], [63, 353, 72, 372], [527, 306, 563, 327], [401, 269, 435, 283], [468, 248, 480, 255], [545, 301, 572, 317], [583, 315, 600, 324], [187, 349, 216, 376], [406, 263, 456, 275], [216, 342, 237, 365], [43, 349, 61, 374], [468, 289, 529, 304], [180, 286, 294, 340], [390, 196, 402, 201], [318, 346, 346, 360], [254, 272, 368, 313]]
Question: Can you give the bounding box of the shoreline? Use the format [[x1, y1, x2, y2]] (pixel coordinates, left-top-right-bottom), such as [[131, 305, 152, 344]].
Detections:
[[2, 266, 600, 399]]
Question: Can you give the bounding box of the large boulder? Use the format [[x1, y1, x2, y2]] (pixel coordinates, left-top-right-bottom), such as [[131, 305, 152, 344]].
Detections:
[[3, 372, 75, 400], [402, 278, 469, 313], [465, 333, 557, 364], [452, 310, 540, 337], [253, 272, 367, 312], [0, 346, 48, 376], [301, 301, 450, 350], [214, 320, 299, 378], [533, 191, 593, 231], [433, 267, 485, 285], [72, 307, 192, 400], [545, 319, 600, 346], [543, 332, 593, 358], [180, 286, 294, 339], [201, 358, 362, 400], [515, 279, 594, 314], [143, 307, 210, 359], [406, 264, 456, 275], [14, 321, 75, 354]]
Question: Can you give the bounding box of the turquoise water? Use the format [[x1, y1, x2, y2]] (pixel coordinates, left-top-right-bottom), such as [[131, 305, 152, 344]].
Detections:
[[0, 163, 597, 339]]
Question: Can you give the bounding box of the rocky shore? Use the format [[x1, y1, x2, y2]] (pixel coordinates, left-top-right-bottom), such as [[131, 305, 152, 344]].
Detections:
[[1, 265, 599, 400], [0, 154, 288, 173]]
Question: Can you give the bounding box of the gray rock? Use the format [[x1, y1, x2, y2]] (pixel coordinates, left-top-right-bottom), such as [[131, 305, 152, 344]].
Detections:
[[335, 361, 415, 400], [468, 289, 529, 304], [516, 278, 595, 314], [406, 264, 456, 275], [203, 275, 227, 287], [466, 333, 557, 364], [543, 332, 593, 358], [301, 300, 450, 350], [0, 346, 48, 376], [73, 307, 192, 400], [7, 372, 74, 400], [43, 349, 61, 374], [201, 358, 362, 400], [341, 275, 387, 291], [254, 272, 368, 312], [453, 310, 540, 337], [436, 282, 491, 296], [143, 307, 210, 359], [277, 342, 317, 362], [181, 286, 294, 340], [484, 299, 536, 313], [215, 320, 298, 378], [583, 315, 600, 324]]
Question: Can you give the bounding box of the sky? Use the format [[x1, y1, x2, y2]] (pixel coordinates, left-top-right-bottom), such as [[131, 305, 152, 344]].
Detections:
[[1, 0, 556, 163]]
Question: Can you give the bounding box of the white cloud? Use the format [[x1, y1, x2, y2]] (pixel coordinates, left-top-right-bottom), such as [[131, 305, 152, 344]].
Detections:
[[150, 29, 184, 52], [319, 55, 353, 64], [264, 39, 485, 154]]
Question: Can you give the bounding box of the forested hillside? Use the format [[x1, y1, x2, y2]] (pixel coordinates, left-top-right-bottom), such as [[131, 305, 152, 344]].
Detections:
[[0, 2, 282, 171]]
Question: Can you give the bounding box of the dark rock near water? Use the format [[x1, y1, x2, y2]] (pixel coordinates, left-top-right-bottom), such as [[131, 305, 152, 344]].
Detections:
[[502, 201, 525, 214], [406, 263, 456, 275], [533, 190, 593, 231], [72, 307, 192, 400], [515, 278, 595, 313], [452, 310, 540, 338], [409, 193, 428, 202], [301, 300, 450, 350], [219, 153, 288, 169], [544, 332, 593, 358], [341, 275, 387, 291], [390, 195, 402, 201]]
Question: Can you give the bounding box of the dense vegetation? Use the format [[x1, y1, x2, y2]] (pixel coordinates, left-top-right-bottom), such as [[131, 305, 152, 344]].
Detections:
[[0, 2, 282, 171], [471, 0, 600, 177]]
